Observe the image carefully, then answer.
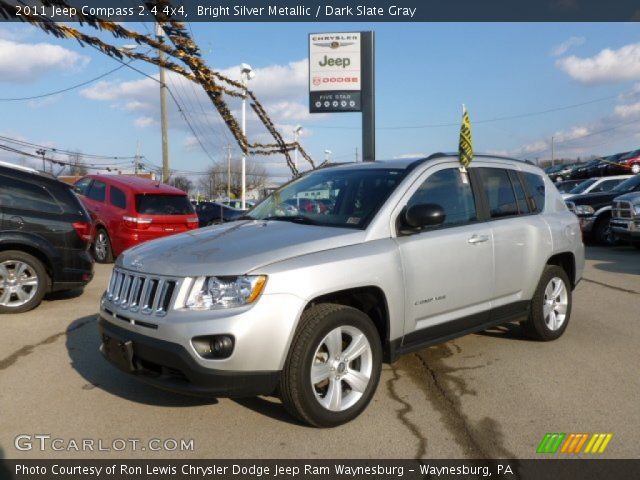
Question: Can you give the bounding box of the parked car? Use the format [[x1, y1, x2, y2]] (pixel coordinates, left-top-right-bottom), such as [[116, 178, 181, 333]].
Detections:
[[98, 154, 583, 426], [548, 163, 580, 182], [608, 149, 640, 175], [562, 175, 632, 200], [554, 179, 583, 194], [192, 201, 244, 226], [610, 192, 640, 249], [566, 159, 606, 180], [565, 174, 640, 245], [223, 199, 255, 210], [598, 152, 629, 176], [0, 161, 94, 313], [73, 175, 198, 263]]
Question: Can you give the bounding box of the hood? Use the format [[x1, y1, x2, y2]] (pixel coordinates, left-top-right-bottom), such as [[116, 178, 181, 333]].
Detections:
[[117, 220, 366, 277], [613, 192, 640, 204], [566, 191, 618, 206]]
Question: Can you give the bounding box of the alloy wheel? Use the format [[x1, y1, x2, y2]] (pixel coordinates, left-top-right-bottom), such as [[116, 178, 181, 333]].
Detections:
[[543, 277, 568, 331], [0, 260, 40, 308], [94, 232, 108, 261], [310, 325, 373, 412]]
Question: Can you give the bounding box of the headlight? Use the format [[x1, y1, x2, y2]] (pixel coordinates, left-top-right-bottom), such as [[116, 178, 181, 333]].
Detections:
[[634, 205, 640, 215], [184, 275, 267, 310], [574, 205, 595, 215]]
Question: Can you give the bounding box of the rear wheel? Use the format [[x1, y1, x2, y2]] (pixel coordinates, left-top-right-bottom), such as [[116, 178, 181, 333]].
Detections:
[[0, 251, 48, 314], [522, 265, 572, 341], [93, 228, 114, 263], [279, 304, 382, 427]]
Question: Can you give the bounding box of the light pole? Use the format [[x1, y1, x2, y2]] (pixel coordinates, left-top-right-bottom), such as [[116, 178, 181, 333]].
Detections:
[[35, 149, 46, 172], [324, 149, 332, 163], [293, 125, 303, 173], [240, 63, 255, 210]]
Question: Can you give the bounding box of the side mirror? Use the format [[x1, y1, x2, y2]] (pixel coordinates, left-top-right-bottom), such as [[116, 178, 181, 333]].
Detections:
[[403, 203, 446, 229]]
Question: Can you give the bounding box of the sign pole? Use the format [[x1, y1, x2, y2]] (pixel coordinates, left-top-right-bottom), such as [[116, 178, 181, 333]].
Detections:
[[361, 31, 375, 162]]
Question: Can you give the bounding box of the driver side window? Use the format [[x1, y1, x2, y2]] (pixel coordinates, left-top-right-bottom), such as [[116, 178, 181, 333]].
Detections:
[[407, 168, 477, 228]]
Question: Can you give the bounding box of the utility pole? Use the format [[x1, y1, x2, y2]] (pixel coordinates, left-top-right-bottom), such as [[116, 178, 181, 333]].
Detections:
[[293, 125, 303, 172], [134, 141, 141, 175], [551, 136, 555, 166], [355, 147, 359, 163], [225, 144, 232, 200], [157, 23, 170, 183], [240, 64, 254, 210]]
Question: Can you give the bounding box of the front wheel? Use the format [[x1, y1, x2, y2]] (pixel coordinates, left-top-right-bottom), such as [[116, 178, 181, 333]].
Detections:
[[593, 216, 616, 246], [522, 265, 572, 341], [279, 304, 382, 427]]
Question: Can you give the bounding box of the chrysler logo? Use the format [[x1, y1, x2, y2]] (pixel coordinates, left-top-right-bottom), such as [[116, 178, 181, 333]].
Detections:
[[130, 258, 144, 270], [313, 41, 355, 49]]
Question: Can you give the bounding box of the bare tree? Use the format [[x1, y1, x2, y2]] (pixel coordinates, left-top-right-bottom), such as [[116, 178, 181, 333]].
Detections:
[[169, 175, 193, 194], [199, 159, 268, 199], [67, 152, 87, 176]]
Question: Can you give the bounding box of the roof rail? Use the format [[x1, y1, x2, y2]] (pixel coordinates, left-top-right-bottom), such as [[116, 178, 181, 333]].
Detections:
[[0, 160, 40, 174]]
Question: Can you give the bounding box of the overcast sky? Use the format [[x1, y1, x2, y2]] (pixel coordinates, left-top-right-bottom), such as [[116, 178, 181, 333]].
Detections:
[[1, 22, 640, 181]]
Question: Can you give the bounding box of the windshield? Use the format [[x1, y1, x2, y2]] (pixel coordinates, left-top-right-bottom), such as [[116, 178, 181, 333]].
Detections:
[[555, 181, 580, 193], [247, 167, 404, 229], [136, 194, 194, 215], [612, 175, 640, 193], [569, 179, 597, 194]]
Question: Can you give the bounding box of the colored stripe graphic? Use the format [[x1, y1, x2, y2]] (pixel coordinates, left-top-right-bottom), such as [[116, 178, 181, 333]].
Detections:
[[537, 433, 566, 453], [584, 433, 613, 454], [560, 433, 589, 453]]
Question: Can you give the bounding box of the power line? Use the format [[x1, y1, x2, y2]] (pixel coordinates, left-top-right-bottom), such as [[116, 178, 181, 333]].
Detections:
[[313, 94, 623, 130], [0, 144, 134, 170], [0, 135, 138, 161], [0, 63, 129, 102]]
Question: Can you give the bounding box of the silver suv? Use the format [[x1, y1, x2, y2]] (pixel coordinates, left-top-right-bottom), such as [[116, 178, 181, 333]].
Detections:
[[98, 154, 584, 427]]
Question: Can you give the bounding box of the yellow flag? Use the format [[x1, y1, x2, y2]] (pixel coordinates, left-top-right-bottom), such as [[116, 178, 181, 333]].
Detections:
[[459, 105, 473, 168]]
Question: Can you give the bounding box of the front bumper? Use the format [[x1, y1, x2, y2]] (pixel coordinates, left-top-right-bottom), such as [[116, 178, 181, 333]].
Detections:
[[98, 317, 279, 397], [610, 218, 640, 241]]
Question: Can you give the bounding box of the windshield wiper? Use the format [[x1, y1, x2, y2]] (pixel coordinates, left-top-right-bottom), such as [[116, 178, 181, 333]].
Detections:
[[262, 215, 318, 225]]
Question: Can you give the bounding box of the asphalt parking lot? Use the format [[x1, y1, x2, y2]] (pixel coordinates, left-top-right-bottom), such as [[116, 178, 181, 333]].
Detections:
[[0, 246, 638, 460]]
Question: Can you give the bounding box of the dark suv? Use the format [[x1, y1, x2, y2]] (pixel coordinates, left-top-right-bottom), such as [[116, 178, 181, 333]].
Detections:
[[0, 161, 94, 313]]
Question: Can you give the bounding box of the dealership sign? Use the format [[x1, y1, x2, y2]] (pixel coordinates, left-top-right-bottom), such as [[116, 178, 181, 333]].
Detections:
[[309, 32, 362, 113]]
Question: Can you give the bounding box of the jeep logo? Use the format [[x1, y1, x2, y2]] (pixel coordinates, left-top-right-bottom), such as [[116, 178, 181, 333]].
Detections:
[[318, 55, 351, 68]]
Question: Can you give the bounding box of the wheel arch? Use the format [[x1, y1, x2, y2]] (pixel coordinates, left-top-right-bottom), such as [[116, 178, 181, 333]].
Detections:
[[546, 252, 576, 289], [0, 240, 54, 290], [303, 286, 391, 361]]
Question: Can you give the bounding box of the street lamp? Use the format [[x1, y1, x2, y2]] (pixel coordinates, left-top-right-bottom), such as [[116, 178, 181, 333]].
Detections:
[[324, 149, 332, 163], [240, 63, 255, 210], [293, 125, 303, 172]]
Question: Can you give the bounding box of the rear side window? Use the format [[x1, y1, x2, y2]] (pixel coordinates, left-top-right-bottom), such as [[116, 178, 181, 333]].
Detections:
[[479, 168, 519, 218], [508, 170, 531, 214], [407, 168, 477, 227], [0, 175, 61, 214], [110, 186, 127, 209], [74, 177, 92, 196], [87, 180, 106, 202], [591, 179, 619, 193], [135, 195, 193, 215], [523, 173, 546, 213]]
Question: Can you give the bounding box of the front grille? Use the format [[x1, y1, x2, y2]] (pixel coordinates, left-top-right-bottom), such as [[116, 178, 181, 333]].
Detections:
[[612, 201, 633, 219], [106, 268, 179, 316]]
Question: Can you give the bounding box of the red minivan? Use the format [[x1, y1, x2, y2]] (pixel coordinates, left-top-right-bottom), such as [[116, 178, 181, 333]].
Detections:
[[73, 175, 198, 263]]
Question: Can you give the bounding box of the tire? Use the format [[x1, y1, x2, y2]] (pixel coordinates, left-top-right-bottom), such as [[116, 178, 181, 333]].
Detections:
[[0, 251, 48, 314], [279, 304, 382, 427], [593, 216, 615, 246], [93, 228, 114, 263], [522, 265, 572, 341], [631, 163, 640, 175]]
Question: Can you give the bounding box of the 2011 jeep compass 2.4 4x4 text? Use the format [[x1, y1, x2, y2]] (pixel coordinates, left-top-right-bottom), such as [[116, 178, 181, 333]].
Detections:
[[98, 154, 584, 427]]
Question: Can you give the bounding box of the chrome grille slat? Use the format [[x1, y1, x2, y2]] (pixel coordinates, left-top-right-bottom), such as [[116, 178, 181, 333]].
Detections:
[[105, 268, 178, 316]]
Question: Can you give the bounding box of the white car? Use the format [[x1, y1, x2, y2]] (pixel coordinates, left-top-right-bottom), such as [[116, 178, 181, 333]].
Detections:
[[562, 175, 632, 200]]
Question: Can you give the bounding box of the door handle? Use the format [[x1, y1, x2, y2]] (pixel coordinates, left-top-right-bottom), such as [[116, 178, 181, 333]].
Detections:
[[468, 234, 489, 244]]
